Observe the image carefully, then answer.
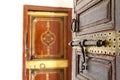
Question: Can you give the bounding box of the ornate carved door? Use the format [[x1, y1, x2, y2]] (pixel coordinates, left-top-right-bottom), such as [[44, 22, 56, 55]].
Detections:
[[23, 5, 72, 80], [70, 0, 120, 80]]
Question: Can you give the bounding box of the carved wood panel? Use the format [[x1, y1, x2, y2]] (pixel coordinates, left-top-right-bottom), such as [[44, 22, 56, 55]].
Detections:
[[79, 0, 111, 29], [75, 0, 114, 35], [31, 17, 65, 58], [75, 51, 115, 80], [76, 0, 101, 14]]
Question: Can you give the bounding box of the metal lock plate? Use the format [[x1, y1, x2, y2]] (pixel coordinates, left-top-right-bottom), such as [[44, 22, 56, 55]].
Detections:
[[73, 30, 120, 55]]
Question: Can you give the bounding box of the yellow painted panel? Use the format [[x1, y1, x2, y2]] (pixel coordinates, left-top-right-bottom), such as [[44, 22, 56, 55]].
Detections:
[[28, 11, 68, 17], [26, 59, 68, 69]]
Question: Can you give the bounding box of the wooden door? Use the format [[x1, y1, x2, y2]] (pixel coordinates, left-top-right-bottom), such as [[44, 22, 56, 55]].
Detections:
[[23, 5, 72, 80], [70, 0, 120, 80]]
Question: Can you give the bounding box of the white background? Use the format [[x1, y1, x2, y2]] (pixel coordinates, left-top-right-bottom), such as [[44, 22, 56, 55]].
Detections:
[[0, 0, 73, 80]]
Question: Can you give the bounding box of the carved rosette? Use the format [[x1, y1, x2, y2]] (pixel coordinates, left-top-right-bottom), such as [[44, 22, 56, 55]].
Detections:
[[41, 30, 55, 46]]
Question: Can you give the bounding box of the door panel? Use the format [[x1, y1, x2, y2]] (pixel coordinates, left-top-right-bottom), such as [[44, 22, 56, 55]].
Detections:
[[74, 0, 114, 35], [23, 5, 72, 80], [32, 70, 64, 80], [76, 0, 101, 13], [76, 52, 114, 80], [70, 0, 120, 80], [31, 17, 65, 58], [79, 0, 111, 29]]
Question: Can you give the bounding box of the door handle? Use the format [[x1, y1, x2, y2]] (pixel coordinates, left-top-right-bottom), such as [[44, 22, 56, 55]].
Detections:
[[82, 39, 105, 47], [69, 39, 106, 47], [69, 39, 106, 73], [71, 18, 79, 32]]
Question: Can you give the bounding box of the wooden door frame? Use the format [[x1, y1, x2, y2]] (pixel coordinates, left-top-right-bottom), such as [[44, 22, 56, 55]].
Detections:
[[23, 5, 72, 80]]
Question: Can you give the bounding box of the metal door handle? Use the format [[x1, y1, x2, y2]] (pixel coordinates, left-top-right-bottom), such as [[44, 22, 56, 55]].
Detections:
[[69, 39, 106, 73], [71, 18, 79, 32], [82, 39, 105, 47], [69, 39, 106, 47]]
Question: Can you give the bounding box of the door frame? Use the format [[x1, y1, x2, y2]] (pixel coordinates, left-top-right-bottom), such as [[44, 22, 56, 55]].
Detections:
[[23, 5, 72, 80]]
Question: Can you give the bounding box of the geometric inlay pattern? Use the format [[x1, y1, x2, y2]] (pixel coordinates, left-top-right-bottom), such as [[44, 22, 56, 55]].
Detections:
[[41, 21, 56, 46], [41, 31, 55, 46]]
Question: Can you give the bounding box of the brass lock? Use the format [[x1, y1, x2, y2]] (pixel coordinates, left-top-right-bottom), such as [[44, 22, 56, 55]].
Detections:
[[69, 39, 106, 72], [68, 30, 120, 72], [70, 30, 120, 55]]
